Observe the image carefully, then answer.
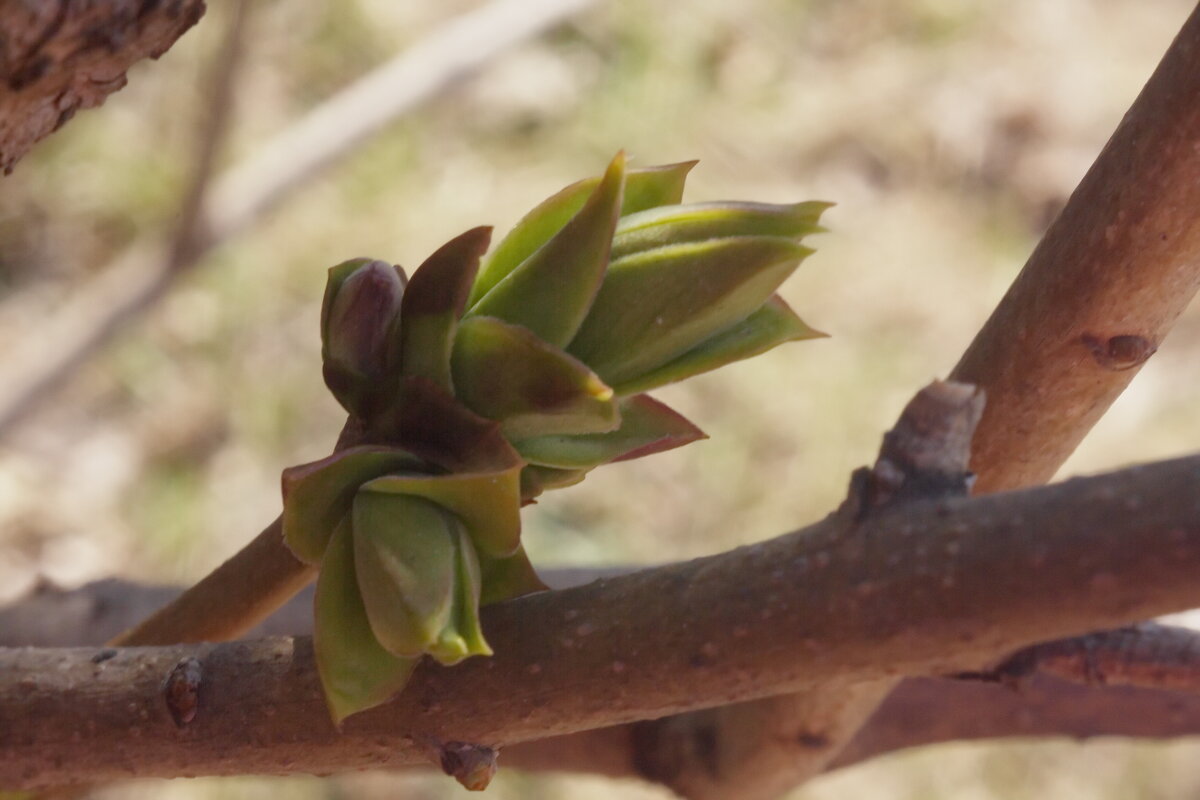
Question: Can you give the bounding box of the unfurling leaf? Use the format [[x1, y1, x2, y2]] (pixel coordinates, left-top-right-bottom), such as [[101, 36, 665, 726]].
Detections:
[[451, 316, 618, 439], [468, 159, 695, 306], [282, 446, 424, 564], [313, 521, 418, 726], [398, 227, 492, 392], [352, 490, 490, 662], [516, 394, 705, 469], [567, 236, 814, 387], [361, 462, 523, 559], [469, 153, 625, 347], [610, 200, 830, 260], [612, 295, 826, 396]]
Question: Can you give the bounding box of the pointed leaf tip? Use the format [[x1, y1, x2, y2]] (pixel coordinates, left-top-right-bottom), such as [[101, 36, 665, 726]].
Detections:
[[568, 236, 814, 386], [314, 522, 418, 725], [516, 394, 705, 469], [399, 227, 493, 391], [469, 155, 697, 306], [612, 295, 827, 395], [469, 153, 625, 347]]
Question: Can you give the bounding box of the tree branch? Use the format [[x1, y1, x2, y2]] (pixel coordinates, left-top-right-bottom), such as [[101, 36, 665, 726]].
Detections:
[[966, 622, 1200, 692], [9, 584, 1200, 784], [745, 3, 1200, 792], [510, 665, 1200, 778], [0, 0, 206, 174], [629, 381, 983, 800], [830, 670, 1200, 771], [5, 450, 1200, 788], [950, 0, 1200, 493]]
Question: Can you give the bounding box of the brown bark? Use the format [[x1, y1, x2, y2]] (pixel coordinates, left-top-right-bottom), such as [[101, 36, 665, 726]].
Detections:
[[629, 382, 983, 800], [0, 0, 205, 174], [5, 450, 1200, 789], [9, 584, 1200, 785], [831, 672, 1200, 770], [512, 668, 1200, 778], [108, 517, 316, 645], [950, 0, 1200, 493], [973, 622, 1200, 693]]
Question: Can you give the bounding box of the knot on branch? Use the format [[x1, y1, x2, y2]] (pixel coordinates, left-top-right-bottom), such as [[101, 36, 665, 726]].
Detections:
[[843, 381, 984, 520], [438, 741, 499, 791]]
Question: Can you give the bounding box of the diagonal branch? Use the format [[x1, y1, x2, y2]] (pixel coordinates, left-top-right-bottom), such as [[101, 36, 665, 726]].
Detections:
[[630, 381, 983, 800], [950, 0, 1200, 493], [5, 449, 1200, 789], [672, 4, 1200, 795]]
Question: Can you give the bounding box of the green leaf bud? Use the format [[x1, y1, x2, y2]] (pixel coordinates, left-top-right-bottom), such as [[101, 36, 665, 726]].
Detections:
[[352, 490, 491, 663]]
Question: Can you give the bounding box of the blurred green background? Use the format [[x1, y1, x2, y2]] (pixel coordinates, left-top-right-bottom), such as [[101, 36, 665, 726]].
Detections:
[[3, 0, 1200, 797]]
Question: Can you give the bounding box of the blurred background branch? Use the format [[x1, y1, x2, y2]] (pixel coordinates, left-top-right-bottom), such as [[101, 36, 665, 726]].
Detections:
[[0, 0, 598, 439]]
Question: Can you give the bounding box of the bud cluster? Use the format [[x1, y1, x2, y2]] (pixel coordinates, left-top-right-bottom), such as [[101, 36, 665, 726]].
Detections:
[[282, 153, 829, 722]]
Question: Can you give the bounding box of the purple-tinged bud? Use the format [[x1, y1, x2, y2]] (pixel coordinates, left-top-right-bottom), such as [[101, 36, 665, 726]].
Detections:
[[320, 258, 407, 416]]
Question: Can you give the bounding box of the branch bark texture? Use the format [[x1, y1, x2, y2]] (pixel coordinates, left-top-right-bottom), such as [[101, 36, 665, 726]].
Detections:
[[951, 1, 1200, 492], [5, 452, 1200, 788], [0, 0, 205, 174], [630, 382, 983, 800]]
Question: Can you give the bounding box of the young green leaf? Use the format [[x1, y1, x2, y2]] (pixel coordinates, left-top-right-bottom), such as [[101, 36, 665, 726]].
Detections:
[[451, 316, 618, 440], [282, 446, 425, 564], [361, 462, 523, 559], [610, 201, 830, 261], [313, 521, 418, 725], [469, 153, 625, 347], [567, 236, 814, 386], [468, 159, 696, 306], [477, 543, 549, 605], [612, 295, 826, 396], [425, 522, 491, 665], [398, 227, 492, 392], [515, 394, 705, 469]]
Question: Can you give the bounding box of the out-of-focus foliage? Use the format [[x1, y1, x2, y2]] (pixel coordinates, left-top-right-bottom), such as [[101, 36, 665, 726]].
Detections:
[[2, 0, 1198, 797]]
